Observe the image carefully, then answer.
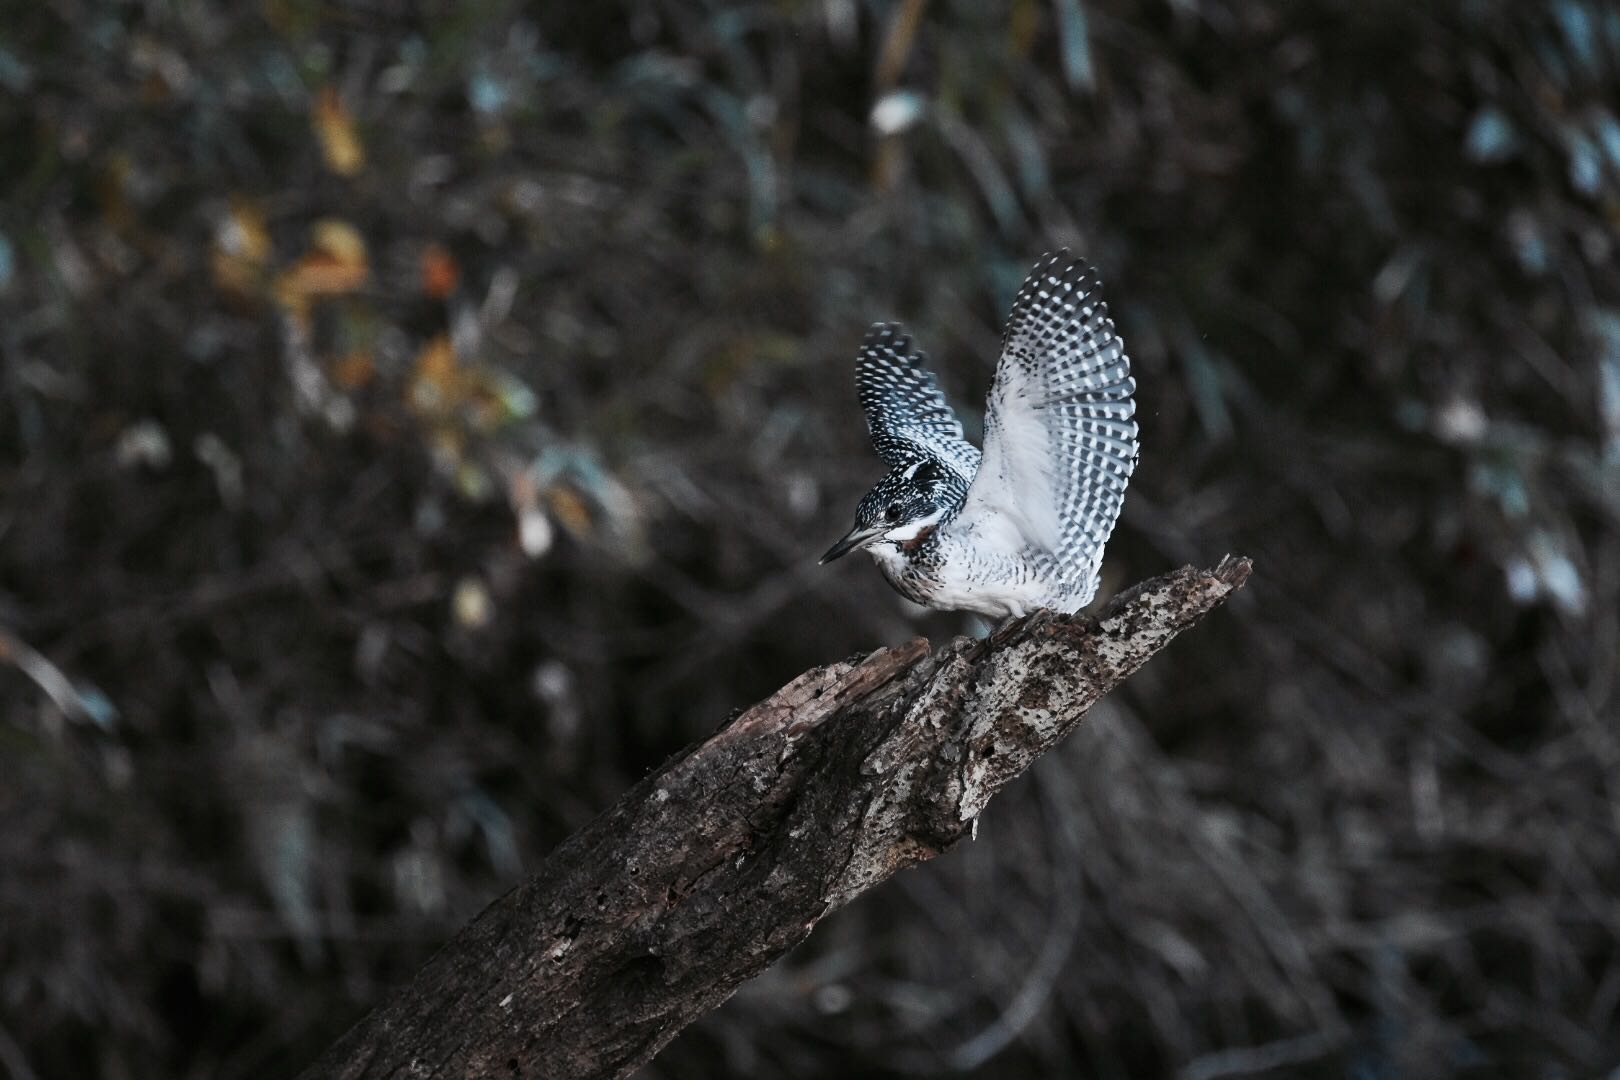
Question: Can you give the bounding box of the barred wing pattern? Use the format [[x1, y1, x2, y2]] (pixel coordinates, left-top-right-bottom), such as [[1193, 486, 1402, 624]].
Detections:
[[956, 252, 1138, 601], [855, 323, 982, 484]]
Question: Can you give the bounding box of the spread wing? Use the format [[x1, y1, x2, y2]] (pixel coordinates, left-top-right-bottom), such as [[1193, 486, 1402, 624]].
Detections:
[[855, 323, 981, 483], [954, 252, 1138, 592]]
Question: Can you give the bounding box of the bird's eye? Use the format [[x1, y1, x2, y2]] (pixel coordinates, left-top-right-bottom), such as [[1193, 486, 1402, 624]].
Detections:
[[884, 502, 901, 522]]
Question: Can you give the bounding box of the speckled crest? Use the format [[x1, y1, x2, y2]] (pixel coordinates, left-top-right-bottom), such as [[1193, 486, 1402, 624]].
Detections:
[[850, 458, 969, 533]]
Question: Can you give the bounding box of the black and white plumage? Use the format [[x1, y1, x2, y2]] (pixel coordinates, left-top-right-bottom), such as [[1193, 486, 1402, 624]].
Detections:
[[820, 251, 1139, 618], [854, 325, 982, 484]]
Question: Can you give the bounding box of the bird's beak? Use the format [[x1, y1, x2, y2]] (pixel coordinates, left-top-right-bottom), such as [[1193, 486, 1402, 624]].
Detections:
[[819, 525, 884, 564]]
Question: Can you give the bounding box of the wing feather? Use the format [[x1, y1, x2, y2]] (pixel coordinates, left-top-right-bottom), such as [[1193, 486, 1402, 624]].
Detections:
[[953, 252, 1139, 597], [855, 323, 981, 482]]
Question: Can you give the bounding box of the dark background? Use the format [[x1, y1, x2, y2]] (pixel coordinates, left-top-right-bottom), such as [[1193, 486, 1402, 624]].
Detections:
[[3, 1, 1618, 1076]]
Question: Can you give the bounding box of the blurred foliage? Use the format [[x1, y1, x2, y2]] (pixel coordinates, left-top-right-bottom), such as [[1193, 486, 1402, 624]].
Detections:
[[2, 0, 1619, 1076]]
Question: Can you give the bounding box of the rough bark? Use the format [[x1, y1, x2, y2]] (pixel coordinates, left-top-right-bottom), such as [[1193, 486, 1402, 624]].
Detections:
[[299, 556, 1252, 1080]]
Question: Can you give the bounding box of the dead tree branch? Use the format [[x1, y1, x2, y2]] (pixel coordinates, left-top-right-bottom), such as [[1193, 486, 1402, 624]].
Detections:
[[300, 557, 1252, 1080]]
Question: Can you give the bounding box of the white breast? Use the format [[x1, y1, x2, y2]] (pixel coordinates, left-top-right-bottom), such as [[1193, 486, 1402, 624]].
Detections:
[[865, 537, 1074, 620]]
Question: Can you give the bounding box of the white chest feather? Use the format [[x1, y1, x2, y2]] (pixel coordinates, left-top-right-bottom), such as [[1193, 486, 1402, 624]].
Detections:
[[864, 540, 1069, 619]]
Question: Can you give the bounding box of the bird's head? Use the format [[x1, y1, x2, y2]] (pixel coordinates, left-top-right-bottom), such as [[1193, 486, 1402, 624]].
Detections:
[[820, 458, 962, 564]]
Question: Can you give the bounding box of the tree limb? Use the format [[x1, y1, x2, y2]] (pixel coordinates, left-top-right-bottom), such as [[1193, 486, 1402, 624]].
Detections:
[[299, 556, 1252, 1080]]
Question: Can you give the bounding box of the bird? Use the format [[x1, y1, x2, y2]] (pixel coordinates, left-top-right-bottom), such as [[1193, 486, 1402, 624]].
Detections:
[[819, 250, 1138, 619]]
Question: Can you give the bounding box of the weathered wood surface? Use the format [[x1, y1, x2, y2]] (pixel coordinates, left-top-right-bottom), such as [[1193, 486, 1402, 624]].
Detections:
[[300, 556, 1252, 1080]]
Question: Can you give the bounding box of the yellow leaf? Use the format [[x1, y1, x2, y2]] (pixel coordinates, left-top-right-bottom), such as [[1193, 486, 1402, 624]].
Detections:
[[413, 333, 457, 382], [311, 219, 366, 267], [271, 218, 370, 319], [409, 335, 461, 412], [313, 87, 365, 177], [211, 197, 272, 298], [547, 485, 593, 538]]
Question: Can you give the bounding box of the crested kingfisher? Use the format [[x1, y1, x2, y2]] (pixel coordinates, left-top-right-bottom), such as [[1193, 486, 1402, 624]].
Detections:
[[820, 251, 1139, 619]]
